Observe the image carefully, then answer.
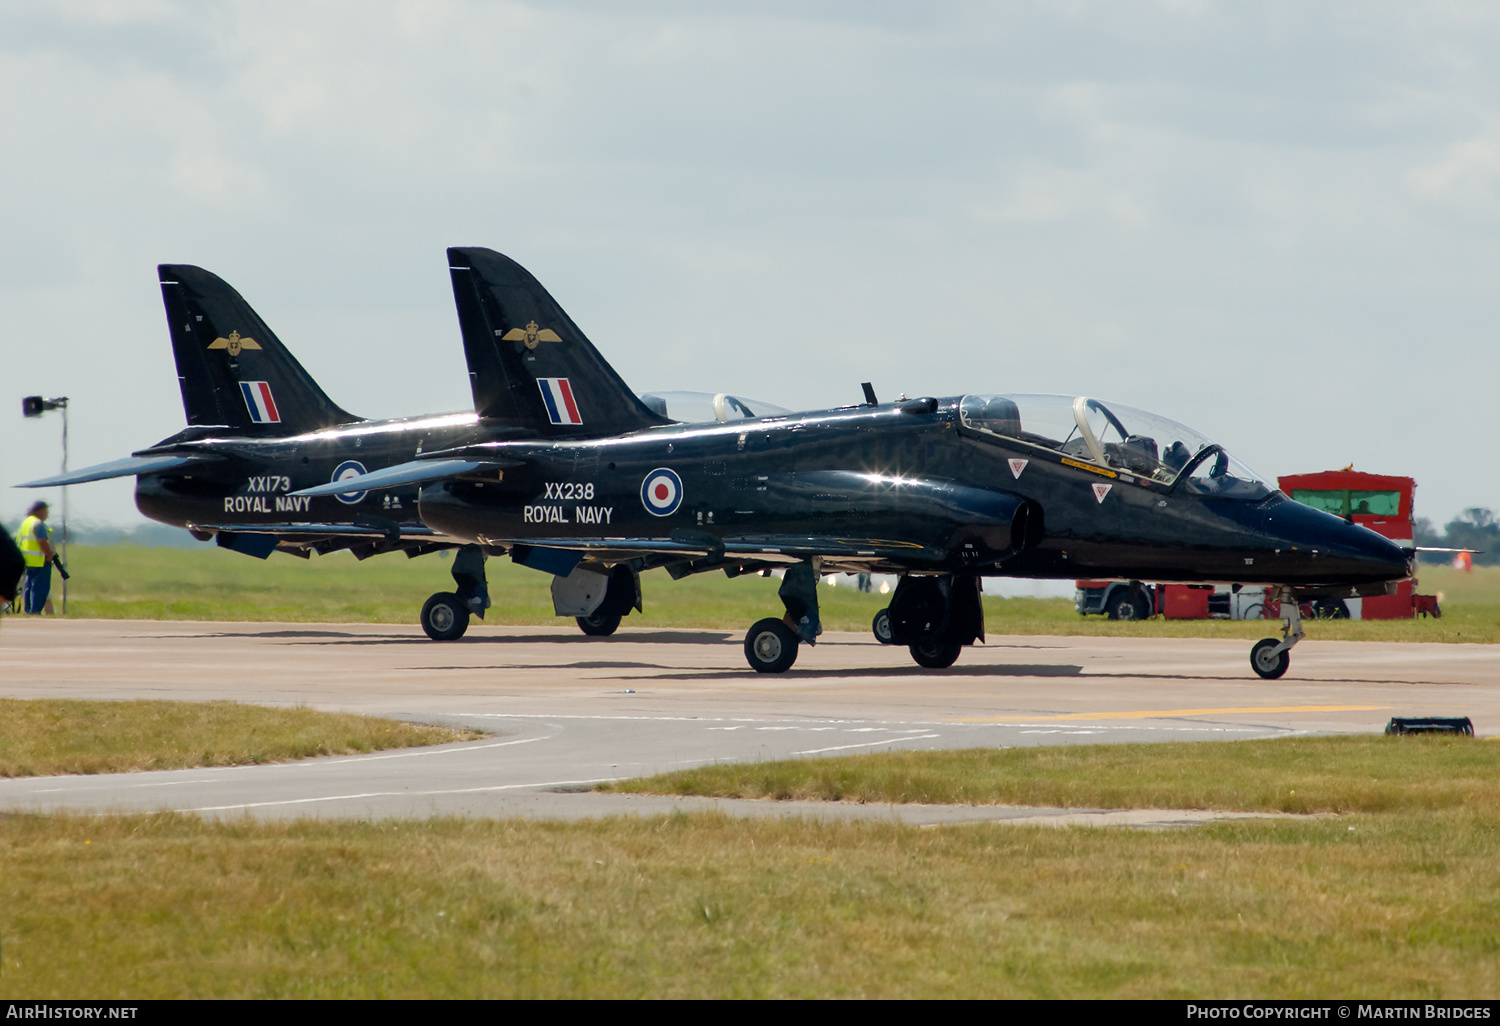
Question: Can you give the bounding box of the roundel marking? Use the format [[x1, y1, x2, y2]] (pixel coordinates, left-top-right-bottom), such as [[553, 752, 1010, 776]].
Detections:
[[641, 467, 683, 517], [331, 460, 369, 505]]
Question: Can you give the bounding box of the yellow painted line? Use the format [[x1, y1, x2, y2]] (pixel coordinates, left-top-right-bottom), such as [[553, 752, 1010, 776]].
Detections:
[[948, 704, 1391, 723]]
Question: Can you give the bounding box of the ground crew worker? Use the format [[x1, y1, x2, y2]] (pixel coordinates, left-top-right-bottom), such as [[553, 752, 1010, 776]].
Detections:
[[14, 501, 57, 614]]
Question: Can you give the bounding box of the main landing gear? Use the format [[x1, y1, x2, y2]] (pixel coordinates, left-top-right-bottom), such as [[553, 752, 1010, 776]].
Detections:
[[1250, 586, 1304, 679], [876, 575, 983, 670], [421, 545, 489, 641], [741, 567, 985, 674], [551, 562, 642, 637]]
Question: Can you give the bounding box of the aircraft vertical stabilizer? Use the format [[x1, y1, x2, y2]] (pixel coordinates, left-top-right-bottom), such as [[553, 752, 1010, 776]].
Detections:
[[447, 247, 670, 438], [158, 265, 359, 435]]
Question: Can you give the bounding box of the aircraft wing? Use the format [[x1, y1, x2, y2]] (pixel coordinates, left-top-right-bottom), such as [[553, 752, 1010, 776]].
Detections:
[[194, 522, 447, 539], [482, 533, 941, 563], [17, 454, 210, 488]]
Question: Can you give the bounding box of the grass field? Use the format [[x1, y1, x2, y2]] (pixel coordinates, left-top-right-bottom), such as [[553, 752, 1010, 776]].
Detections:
[[605, 734, 1500, 814], [17, 543, 1500, 643], [0, 699, 478, 777], [4, 548, 1499, 997], [4, 736, 1498, 998]]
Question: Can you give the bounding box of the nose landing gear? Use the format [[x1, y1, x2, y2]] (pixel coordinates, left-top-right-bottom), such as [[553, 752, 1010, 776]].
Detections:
[[1250, 587, 1304, 679]]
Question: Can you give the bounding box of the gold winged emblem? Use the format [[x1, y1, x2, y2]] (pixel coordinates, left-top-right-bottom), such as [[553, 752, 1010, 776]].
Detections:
[[207, 331, 262, 357], [501, 321, 563, 350]]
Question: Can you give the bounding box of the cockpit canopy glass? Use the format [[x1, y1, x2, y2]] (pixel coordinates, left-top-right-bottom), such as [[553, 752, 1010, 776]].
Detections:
[[638, 391, 791, 424], [958, 393, 1271, 499]]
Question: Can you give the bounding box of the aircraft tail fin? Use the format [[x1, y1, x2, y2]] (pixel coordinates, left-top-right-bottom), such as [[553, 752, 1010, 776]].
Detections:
[[447, 247, 669, 438], [158, 265, 360, 435]]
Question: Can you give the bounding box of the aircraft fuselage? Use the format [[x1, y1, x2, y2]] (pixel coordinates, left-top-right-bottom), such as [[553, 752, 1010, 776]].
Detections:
[[417, 397, 1410, 591], [134, 412, 480, 546]]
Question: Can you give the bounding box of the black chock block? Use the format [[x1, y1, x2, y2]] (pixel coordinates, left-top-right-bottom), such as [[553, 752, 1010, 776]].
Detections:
[[1384, 716, 1474, 736]]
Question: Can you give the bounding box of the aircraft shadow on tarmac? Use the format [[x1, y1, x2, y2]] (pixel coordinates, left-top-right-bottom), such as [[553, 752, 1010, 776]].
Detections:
[[148, 630, 1437, 685], [638, 662, 1087, 681], [413, 660, 674, 672], [183, 629, 737, 646], [1080, 670, 1453, 686]]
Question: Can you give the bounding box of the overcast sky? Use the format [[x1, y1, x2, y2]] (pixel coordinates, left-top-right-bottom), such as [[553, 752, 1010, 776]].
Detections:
[[4, 0, 1499, 533]]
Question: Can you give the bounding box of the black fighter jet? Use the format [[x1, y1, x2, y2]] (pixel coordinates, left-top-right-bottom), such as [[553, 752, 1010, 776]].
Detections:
[[296, 247, 1411, 679], [16, 265, 499, 631]]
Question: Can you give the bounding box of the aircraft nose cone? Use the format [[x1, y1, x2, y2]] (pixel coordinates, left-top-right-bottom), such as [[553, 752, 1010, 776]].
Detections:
[[1267, 499, 1410, 585], [1338, 522, 1410, 581]]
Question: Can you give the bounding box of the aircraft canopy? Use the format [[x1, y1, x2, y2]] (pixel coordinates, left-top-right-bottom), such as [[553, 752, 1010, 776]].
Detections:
[[959, 393, 1272, 499], [638, 391, 791, 424]]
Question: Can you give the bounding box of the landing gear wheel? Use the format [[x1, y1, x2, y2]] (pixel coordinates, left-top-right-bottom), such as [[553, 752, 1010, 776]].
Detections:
[[872, 608, 895, 644], [909, 638, 963, 669], [745, 617, 799, 673], [1250, 638, 1289, 680], [421, 592, 469, 641], [576, 611, 622, 636]]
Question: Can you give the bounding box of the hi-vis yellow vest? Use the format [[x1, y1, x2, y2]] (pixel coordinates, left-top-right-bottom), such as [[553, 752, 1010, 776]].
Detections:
[[15, 515, 47, 568]]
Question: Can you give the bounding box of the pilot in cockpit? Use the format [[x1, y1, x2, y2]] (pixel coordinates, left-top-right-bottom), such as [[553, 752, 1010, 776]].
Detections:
[[1161, 440, 1192, 476], [1103, 435, 1159, 476]]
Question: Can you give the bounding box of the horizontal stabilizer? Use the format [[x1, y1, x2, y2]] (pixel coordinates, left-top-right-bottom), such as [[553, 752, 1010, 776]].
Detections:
[[289, 459, 487, 497], [16, 455, 205, 488]]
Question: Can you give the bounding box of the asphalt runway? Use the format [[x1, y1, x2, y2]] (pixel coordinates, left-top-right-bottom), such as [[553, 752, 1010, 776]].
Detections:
[[1, 618, 1494, 824]]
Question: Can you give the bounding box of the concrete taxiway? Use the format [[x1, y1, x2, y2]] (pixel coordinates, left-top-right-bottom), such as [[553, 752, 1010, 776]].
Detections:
[[0, 618, 1493, 823]]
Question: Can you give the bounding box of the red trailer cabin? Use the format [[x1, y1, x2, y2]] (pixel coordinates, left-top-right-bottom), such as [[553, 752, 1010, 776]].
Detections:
[[1277, 469, 1436, 619]]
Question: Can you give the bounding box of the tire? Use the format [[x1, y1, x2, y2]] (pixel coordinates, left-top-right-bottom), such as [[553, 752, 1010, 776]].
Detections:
[[421, 592, 469, 641], [1250, 638, 1289, 680], [744, 617, 799, 673], [909, 638, 962, 669], [1106, 588, 1149, 621], [577, 611, 622, 636], [872, 608, 895, 644], [1313, 599, 1350, 620]]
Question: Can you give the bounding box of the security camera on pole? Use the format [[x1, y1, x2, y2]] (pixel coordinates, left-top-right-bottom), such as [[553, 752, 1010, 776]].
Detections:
[[21, 395, 69, 613]]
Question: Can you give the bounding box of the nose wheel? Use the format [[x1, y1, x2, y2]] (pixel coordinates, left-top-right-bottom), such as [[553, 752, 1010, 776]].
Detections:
[[1250, 638, 1290, 679], [1250, 588, 1304, 679]]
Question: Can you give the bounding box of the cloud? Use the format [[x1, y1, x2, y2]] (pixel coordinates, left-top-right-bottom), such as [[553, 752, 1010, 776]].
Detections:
[[5, 1, 1500, 528], [1409, 128, 1500, 222]]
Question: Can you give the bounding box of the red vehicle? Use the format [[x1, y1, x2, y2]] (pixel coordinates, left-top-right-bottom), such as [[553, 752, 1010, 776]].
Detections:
[[1073, 579, 1274, 620], [1076, 469, 1438, 620], [1275, 469, 1437, 619]]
